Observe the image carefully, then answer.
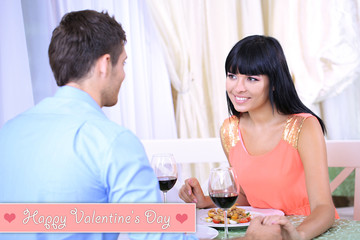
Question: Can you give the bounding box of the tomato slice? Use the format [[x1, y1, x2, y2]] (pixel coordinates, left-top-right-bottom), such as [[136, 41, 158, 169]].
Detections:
[[213, 219, 221, 224], [238, 217, 250, 223]]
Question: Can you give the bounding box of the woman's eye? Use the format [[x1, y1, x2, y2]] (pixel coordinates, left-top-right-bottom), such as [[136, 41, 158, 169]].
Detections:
[[227, 73, 237, 80], [247, 77, 258, 81]]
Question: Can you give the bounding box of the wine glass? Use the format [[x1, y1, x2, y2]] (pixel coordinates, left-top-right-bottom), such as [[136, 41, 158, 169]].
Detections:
[[151, 153, 178, 203], [208, 167, 238, 239]]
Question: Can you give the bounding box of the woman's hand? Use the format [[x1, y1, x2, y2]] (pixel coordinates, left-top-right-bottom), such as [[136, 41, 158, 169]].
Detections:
[[178, 177, 213, 208], [262, 215, 305, 240], [244, 216, 282, 240]]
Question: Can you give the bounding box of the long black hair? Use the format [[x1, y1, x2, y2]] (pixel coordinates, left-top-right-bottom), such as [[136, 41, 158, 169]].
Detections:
[[225, 35, 326, 134]]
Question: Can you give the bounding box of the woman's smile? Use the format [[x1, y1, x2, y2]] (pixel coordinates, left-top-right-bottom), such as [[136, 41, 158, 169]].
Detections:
[[234, 96, 250, 104]]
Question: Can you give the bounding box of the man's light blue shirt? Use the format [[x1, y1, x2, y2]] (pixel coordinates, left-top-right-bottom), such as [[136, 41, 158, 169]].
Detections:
[[0, 86, 196, 240]]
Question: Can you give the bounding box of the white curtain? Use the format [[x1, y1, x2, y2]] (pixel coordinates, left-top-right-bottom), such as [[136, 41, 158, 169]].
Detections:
[[146, 0, 268, 188], [269, 0, 360, 107], [268, 0, 360, 140], [0, 0, 34, 125], [0, 0, 177, 140], [21, 0, 59, 104], [322, 79, 360, 139], [146, 0, 212, 138], [147, 0, 267, 138], [147, 0, 360, 141]]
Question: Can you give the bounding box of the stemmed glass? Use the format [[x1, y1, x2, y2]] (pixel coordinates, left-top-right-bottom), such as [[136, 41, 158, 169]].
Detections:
[[208, 167, 238, 239], [151, 153, 178, 203]]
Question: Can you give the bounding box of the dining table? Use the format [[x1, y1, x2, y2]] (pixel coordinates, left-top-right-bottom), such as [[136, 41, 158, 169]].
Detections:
[[205, 215, 360, 239]]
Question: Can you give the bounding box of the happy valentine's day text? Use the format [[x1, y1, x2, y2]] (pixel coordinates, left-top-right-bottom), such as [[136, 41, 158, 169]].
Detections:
[[22, 208, 170, 230]]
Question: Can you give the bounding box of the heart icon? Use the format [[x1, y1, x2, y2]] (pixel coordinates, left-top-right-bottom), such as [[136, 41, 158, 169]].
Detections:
[[176, 213, 188, 224], [4, 213, 16, 223]]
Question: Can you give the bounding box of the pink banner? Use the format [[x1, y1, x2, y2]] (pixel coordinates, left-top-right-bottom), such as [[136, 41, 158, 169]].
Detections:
[[0, 203, 196, 233]]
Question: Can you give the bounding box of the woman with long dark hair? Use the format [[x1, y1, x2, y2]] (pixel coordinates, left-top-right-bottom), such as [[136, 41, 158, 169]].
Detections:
[[179, 35, 336, 239]]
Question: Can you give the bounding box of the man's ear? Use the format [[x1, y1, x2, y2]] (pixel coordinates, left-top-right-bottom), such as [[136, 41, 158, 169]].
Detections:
[[96, 54, 111, 78]]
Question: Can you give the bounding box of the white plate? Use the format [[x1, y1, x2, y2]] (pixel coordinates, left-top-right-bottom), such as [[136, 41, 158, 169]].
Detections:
[[197, 206, 284, 228], [195, 225, 218, 239]]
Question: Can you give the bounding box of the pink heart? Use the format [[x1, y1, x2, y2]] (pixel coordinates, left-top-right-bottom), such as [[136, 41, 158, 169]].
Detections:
[[176, 213, 188, 224], [4, 213, 16, 223]]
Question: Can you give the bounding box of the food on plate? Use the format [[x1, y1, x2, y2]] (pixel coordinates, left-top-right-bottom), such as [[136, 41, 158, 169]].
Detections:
[[204, 205, 251, 224]]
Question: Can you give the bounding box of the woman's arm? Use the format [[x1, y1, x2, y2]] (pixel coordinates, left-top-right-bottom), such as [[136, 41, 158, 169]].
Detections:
[[296, 117, 335, 239], [236, 186, 250, 206]]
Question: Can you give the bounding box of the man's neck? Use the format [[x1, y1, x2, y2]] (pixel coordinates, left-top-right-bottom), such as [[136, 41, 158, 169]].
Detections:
[[66, 81, 103, 107]]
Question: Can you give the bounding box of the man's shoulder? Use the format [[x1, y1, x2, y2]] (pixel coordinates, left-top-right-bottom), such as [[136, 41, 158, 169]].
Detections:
[[84, 117, 130, 136], [80, 117, 143, 151], [34, 95, 130, 136]]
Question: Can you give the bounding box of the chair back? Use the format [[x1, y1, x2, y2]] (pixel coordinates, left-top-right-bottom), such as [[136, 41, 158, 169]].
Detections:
[[326, 140, 360, 220], [141, 138, 228, 164]]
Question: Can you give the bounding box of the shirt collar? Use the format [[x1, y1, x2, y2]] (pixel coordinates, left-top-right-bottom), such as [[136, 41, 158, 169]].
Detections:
[[54, 86, 105, 116]]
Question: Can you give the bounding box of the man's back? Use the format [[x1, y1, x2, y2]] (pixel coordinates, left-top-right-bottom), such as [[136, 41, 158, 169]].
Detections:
[[0, 86, 162, 240]]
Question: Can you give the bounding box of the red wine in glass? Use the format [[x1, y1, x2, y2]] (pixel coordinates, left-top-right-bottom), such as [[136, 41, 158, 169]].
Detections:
[[210, 192, 238, 209], [158, 176, 177, 191], [208, 167, 238, 239], [151, 153, 178, 203]]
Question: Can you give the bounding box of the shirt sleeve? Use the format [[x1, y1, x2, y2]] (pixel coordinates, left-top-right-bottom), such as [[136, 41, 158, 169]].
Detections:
[[102, 129, 161, 203]]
